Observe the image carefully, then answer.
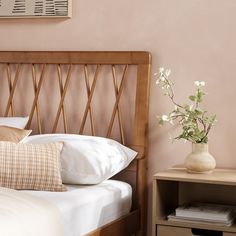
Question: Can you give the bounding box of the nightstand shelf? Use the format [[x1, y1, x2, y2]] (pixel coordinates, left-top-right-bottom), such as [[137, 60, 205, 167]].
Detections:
[[152, 168, 236, 236]]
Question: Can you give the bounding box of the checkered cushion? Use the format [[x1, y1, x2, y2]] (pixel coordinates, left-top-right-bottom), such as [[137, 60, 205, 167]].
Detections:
[[0, 125, 31, 143], [0, 141, 66, 191]]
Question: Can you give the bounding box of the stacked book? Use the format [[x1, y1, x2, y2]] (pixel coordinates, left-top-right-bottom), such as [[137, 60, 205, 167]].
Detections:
[[168, 202, 235, 226]]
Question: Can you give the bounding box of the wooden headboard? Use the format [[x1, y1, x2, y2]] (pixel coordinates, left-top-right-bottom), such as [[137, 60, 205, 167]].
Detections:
[[0, 51, 151, 235]]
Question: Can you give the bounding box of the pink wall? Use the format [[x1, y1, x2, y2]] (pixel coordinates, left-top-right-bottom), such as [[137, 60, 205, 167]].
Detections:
[[1, 0, 236, 234]]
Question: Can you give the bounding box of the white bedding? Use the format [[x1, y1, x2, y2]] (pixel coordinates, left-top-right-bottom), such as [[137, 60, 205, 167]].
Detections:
[[0, 187, 63, 236], [23, 180, 132, 236]]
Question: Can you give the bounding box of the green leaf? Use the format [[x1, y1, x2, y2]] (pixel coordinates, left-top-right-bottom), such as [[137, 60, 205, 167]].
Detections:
[[194, 109, 202, 115], [210, 114, 217, 124], [158, 119, 164, 126], [189, 95, 196, 101]]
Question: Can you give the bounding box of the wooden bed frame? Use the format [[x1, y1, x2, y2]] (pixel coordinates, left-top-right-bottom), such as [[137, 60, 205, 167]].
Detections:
[[0, 51, 151, 236]]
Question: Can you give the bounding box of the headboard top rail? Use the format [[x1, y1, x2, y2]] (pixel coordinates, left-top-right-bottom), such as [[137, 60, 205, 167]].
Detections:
[[0, 51, 151, 65]]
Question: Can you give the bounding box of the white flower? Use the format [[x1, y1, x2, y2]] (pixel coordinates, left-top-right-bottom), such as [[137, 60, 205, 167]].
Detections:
[[194, 81, 206, 87], [159, 67, 164, 73], [160, 76, 165, 81], [161, 115, 169, 121], [200, 81, 205, 86], [156, 79, 160, 84], [165, 69, 171, 77], [189, 104, 194, 111], [184, 114, 189, 121]]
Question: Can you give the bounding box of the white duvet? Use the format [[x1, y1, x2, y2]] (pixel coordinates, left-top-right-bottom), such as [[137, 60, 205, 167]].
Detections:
[[0, 187, 63, 236]]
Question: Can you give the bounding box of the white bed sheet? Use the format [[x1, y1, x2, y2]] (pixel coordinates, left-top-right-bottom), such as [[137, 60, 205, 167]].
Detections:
[[23, 180, 132, 236]]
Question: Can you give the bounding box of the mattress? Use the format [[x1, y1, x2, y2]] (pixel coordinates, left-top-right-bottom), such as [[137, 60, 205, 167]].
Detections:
[[23, 180, 132, 236]]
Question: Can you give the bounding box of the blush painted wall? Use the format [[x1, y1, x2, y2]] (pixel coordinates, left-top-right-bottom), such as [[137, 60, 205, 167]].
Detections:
[[1, 0, 236, 234]]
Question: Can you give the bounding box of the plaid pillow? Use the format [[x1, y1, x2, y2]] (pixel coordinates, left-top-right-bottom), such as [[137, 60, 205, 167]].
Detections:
[[0, 125, 32, 143], [0, 142, 66, 191]]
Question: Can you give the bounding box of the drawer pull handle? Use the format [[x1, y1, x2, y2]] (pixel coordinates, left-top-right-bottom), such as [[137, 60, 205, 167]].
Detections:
[[191, 228, 223, 236]]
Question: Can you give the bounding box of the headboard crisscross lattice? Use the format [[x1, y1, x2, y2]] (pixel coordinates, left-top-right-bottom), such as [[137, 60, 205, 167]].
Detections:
[[0, 51, 151, 236], [4, 63, 133, 145]]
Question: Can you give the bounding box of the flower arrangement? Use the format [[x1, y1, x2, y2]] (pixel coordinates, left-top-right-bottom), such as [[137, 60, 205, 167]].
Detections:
[[155, 67, 216, 144]]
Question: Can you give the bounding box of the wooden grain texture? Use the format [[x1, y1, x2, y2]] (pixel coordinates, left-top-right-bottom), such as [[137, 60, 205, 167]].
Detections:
[[0, 51, 151, 64], [86, 210, 140, 236], [225, 233, 236, 236], [157, 225, 192, 236], [155, 181, 179, 220], [106, 65, 128, 140], [111, 65, 125, 144], [134, 62, 151, 236], [0, 51, 151, 236], [6, 64, 14, 116], [57, 64, 69, 133], [155, 168, 236, 186], [152, 179, 157, 236], [157, 219, 236, 234], [27, 64, 47, 129], [52, 64, 72, 133], [83, 65, 95, 136], [179, 182, 236, 206], [4, 64, 21, 116], [31, 64, 43, 134], [79, 64, 101, 135]]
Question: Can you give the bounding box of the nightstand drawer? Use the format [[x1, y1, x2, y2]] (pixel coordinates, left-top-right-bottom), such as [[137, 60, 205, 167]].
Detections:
[[157, 225, 227, 236], [157, 225, 191, 236]]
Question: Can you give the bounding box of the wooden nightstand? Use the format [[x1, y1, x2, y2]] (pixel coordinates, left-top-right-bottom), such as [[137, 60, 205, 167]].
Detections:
[[152, 168, 236, 236]]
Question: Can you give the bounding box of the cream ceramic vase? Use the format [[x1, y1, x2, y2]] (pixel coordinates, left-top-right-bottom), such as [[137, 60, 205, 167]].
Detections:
[[185, 143, 216, 173]]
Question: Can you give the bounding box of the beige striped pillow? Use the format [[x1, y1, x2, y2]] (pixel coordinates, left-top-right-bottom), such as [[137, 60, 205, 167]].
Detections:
[[0, 142, 66, 192]]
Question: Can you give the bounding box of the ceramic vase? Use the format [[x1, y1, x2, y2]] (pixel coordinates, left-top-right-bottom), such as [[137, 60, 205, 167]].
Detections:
[[185, 143, 216, 173]]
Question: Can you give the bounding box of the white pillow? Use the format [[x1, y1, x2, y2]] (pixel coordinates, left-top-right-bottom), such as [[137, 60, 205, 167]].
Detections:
[[23, 134, 137, 184], [0, 117, 29, 129]]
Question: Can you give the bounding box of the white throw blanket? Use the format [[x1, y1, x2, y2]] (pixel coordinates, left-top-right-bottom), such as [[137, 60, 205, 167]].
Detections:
[[0, 187, 63, 236]]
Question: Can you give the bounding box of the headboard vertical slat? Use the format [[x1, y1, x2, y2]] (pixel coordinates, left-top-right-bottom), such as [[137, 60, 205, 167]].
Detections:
[[79, 64, 101, 135], [27, 64, 46, 129], [106, 65, 128, 139], [32, 64, 43, 134], [57, 64, 69, 134], [6, 64, 14, 116], [5, 64, 21, 117], [83, 65, 96, 136], [52, 64, 72, 133], [111, 65, 125, 145]]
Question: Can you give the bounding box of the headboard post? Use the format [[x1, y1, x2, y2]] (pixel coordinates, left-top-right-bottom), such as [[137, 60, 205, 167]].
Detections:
[[134, 61, 151, 236]]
